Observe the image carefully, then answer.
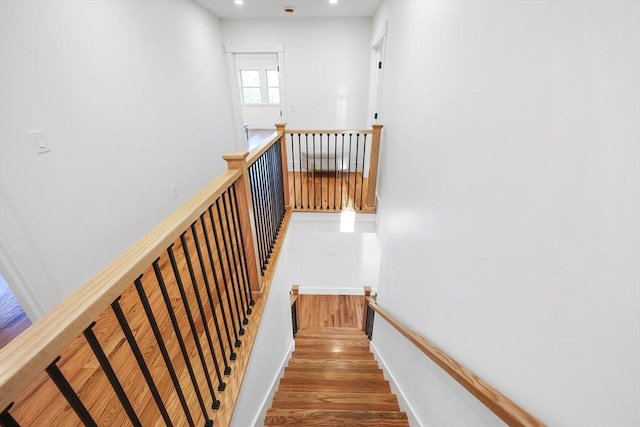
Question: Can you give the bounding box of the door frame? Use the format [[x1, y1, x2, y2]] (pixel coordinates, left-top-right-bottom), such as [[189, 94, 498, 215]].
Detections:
[[225, 43, 287, 150]]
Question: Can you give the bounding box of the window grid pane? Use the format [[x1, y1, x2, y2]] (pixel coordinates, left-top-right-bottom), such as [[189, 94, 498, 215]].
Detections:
[[243, 88, 261, 104], [267, 70, 279, 88], [240, 70, 260, 87], [268, 88, 280, 104]]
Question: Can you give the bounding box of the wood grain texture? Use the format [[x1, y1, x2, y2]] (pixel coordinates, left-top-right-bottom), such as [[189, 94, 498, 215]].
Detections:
[[366, 124, 383, 208], [223, 151, 263, 293], [288, 171, 372, 212], [366, 297, 546, 427], [266, 327, 408, 426], [297, 295, 364, 329], [0, 170, 241, 412]]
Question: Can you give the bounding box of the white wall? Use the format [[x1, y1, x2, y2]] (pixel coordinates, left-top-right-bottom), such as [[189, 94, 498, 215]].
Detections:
[[286, 213, 380, 294], [222, 18, 372, 130], [0, 0, 237, 316], [372, 1, 640, 427], [231, 233, 294, 427]]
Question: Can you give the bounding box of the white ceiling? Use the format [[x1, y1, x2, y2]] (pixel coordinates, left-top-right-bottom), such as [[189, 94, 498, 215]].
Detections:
[[195, 0, 382, 19]]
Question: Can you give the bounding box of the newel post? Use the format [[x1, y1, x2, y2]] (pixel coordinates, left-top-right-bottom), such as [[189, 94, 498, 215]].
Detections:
[[223, 151, 263, 294], [363, 286, 372, 332], [366, 124, 384, 209], [275, 122, 290, 209]]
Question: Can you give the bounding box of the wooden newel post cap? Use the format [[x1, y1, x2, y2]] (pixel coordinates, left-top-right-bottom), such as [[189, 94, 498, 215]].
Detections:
[[223, 151, 249, 162], [372, 124, 384, 130]]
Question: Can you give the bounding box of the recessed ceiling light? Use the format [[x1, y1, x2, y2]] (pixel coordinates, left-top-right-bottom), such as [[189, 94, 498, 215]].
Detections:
[[329, 0, 338, 3], [235, 0, 243, 5]]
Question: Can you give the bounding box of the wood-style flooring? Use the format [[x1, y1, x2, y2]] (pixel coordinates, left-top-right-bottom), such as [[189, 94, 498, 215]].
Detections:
[[296, 294, 364, 329], [0, 275, 32, 350], [288, 172, 370, 211], [267, 326, 408, 425], [247, 129, 277, 151]]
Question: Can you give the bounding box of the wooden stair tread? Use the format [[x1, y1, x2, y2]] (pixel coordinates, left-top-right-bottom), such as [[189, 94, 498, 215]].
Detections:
[[282, 370, 385, 380], [294, 338, 370, 347], [278, 378, 391, 393], [265, 409, 408, 426], [268, 327, 406, 426], [271, 391, 400, 410]]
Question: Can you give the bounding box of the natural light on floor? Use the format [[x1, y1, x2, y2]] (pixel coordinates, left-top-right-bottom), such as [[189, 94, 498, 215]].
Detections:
[[340, 208, 355, 233]]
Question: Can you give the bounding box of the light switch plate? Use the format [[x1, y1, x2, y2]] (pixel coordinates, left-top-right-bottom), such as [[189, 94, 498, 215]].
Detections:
[[28, 130, 50, 154]]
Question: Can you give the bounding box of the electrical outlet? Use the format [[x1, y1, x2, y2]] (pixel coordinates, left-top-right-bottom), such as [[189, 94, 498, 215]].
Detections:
[[171, 184, 178, 198], [28, 130, 50, 154]]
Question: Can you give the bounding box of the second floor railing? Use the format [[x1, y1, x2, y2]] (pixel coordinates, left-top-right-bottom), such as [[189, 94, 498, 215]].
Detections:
[[0, 122, 381, 426], [281, 123, 383, 212]]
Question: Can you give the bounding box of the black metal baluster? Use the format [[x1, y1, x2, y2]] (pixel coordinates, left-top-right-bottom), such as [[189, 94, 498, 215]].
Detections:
[[248, 164, 266, 271], [83, 323, 142, 426], [269, 144, 278, 243], [276, 139, 286, 222], [221, 192, 249, 326], [340, 133, 346, 209], [305, 134, 310, 209], [290, 134, 297, 208], [347, 134, 353, 208], [133, 276, 195, 427], [217, 196, 245, 336], [204, 208, 237, 361], [270, 144, 279, 239], [298, 134, 303, 209], [312, 133, 317, 209], [334, 133, 338, 210], [319, 133, 323, 209], [231, 185, 256, 314], [354, 133, 360, 210], [170, 241, 220, 408], [111, 296, 173, 426], [45, 358, 97, 427], [0, 404, 20, 427], [291, 302, 298, 338], [211, 202, 242, 348], [153, 259, 214, 424], [360, 133, 368, 209], [256, 155, 270, 267], [184, 226, 227, 392], [229, 185, 254, 310], [197, 214, 233, 373]]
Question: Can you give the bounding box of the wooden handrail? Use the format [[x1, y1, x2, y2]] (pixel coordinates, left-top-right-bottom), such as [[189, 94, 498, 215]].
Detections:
[[285, 129, 373, 135], [365, 296, 546, 427], [0, 169, 241, 412], [246, 130, 280, 166]]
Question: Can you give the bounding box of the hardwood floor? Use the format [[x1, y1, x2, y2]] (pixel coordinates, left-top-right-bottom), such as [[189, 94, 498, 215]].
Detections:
[[247, 129, 277, 151], [288, 171, 370, 211], [297, 294, 365, 329], [0, 275, 32, 350], [266, 328, 408, 426]]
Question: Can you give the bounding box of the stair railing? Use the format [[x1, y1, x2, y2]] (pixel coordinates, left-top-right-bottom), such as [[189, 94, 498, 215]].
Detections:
[[226, 124, 289, 277], [281, 123, 383, 212], [363, 286, 546, 427]]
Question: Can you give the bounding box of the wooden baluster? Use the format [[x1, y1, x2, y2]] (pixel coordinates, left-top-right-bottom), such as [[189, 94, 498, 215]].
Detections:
[[223, 152, 263, 294], [366, 124, 383, 209]]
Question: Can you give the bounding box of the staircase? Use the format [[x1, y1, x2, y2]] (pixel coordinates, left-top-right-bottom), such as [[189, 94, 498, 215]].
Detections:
[[266, 327, 409, 426]]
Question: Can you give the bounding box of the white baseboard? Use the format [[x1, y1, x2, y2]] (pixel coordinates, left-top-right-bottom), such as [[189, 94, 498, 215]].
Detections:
[[298, 287, 373, 295], [253, 340, 295, 427], [370, 341, 422, 427]]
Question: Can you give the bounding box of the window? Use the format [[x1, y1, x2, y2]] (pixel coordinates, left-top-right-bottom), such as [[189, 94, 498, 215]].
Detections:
[[240, 69, 279, 104]]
